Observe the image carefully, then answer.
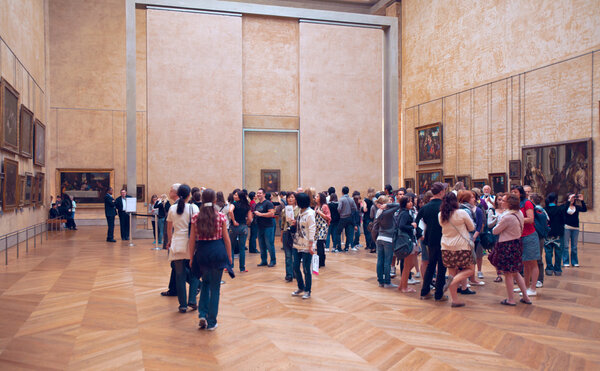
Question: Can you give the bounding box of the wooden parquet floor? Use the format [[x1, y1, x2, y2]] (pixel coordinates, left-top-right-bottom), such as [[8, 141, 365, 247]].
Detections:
[[0, 227, 599, 370]]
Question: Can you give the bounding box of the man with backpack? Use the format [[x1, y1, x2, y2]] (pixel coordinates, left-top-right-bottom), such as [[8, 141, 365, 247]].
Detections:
[[531, 193, 550, 287], [544, 192, 567, 276]]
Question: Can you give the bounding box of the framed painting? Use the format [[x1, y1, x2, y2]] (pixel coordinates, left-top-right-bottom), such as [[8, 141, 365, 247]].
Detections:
[[18, 175, 26, 207], [35, 172, 45, 206], [416, 169, 443, 195], [1, 78, 20, 154], [0, 172, 4, 210], [508, 160, 521, 179], [24, 172, 33, 206], [443, 175, 455, 188], [522, 138, 593, 208], [261, 169, 280, 193], [2, 158, 18, 211], [121, 184, 146, 202], [404, 178, 415, 190], [489, 173, 507, 194], [57, 169, 114, 207], [416, 122, 443, 165], [456, 175, 471, 190], [34, 119, 45, 166], [19, 105, 34, 158], [472, 179, 487, 190], [510, 179, 521, 189]]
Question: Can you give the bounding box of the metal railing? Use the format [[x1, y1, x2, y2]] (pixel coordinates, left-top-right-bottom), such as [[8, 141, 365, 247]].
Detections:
[[0, 222, 48, 265], [581, 221, 600, 245]]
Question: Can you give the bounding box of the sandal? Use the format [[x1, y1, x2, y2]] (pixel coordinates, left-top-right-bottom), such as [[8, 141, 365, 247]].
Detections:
[[500, 299, 516, 306], [494, 276, 503, 283], [520, 298, 532, 305]]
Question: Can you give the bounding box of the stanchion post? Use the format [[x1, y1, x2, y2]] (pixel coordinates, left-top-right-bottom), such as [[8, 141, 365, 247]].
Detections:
[[129, 212, 134, 247], [5, 238, 7, 265], [16, 232, 19, 259], [26, 228, 29, 253]]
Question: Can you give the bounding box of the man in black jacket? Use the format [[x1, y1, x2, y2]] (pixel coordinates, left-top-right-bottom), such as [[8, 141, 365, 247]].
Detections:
[[115, 189, 130, 240], [104, 187, 117, 242], [416, 182, 447, 301]]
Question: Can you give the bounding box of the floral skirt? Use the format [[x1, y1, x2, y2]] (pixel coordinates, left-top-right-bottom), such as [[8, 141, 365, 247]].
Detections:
[[488, 238, 523, 273], [441, 250, 474, 269]]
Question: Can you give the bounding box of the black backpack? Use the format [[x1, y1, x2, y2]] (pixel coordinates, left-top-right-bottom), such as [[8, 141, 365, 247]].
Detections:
[[534, 206, 550, 239]]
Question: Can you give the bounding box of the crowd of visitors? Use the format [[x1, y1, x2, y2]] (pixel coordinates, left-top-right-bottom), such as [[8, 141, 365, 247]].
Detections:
[[91, 179, 588, 330]]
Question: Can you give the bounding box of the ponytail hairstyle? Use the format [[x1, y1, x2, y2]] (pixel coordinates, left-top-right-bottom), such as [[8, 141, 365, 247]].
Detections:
[[216, 191, 226, 209], [440, 192, 459, 223], [196, 188, 218, 239], [176, 184, 191, 215]]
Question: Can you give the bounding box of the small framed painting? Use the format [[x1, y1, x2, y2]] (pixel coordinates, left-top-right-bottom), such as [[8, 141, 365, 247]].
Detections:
[[489, 173, 507, 194], [416, 169, 443, 195], [34, 119, 46, 166], [2, 157, 19, 212], [261, 169, 280, 193], [508, 160, 521, 179], [443, 175, 455, 188], [404, 178, 415, 190], [24, 172, 33, 206], [1, 78, 20, 154], [456, 175, 471, 190], [472, 179, 487, 190]]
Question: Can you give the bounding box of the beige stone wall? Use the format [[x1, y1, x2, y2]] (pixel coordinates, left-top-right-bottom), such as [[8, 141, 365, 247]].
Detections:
[[0, 0, 48, 236], [402, 0, 600, 228], [299, 22, 383, 194]]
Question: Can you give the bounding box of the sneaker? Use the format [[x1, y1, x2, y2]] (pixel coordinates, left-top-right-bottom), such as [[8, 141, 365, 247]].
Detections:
[[325, 248, 330, 252], [459, 288, 476, 295], [198, 317, 207, 329], [350, 247, 358, 251], [466, 283, 471, 288], [513, 287, 521, 292], [573, 263, 580, 267], [477, 271, 484, 279], [554, 271, 562, 276], [563, 263, 570, 267], [207, 323, 218, 331], [520, 289, 536, 297], [435, 295, 449, 302], [383, 283, 398, 288], [545, 269, 554, 276], [257, 263, 268, 267], [390, 267, 396, 278], [302, 292, 311, 299], [407, 278, 420, 285], [357, 244, 363, 248], [536, 281, 543, 288], [292, 290, 304, 296], [420, 293, 433, 300], [415, 272, 421, 279]]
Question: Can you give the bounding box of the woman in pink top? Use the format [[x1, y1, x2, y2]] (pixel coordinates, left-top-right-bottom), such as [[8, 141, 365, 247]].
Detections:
[[438, 192, 475, 307], [491, 194, 532, 306]]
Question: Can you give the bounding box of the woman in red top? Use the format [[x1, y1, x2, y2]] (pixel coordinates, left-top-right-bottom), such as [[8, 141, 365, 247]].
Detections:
[[188, 188, 232, 331], [511, 186, 540, 298]]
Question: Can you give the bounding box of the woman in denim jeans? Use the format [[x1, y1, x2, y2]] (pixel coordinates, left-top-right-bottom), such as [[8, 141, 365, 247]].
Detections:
[[375, 196, 400, 288], [281, 193, 299, 281], [563, 194, 587, 267], [229, 189, 253, 273]]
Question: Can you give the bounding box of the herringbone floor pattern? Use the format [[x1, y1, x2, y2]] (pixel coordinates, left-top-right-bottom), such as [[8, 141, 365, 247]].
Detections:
[[0, 227, 599, 370]]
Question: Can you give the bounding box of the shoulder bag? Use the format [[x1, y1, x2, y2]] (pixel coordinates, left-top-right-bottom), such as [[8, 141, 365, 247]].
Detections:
[[448, 216, 476, 262]]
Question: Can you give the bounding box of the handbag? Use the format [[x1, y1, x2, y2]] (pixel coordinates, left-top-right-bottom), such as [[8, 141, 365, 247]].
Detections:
[[393, 230, 413, 259]]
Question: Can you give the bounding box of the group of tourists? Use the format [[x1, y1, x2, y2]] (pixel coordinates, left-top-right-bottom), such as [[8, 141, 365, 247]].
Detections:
[[102, 179, 585, 331]]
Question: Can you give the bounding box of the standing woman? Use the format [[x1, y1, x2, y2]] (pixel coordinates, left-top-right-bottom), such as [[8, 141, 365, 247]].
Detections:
[[488, 193, 505, 282], [351, 191, 362, 250], [149, 194, 158, 243], [397, 196, 418, 293], [512, 186, 539, 297], [248, 191, 259, 253], [363, 189, 375, 252], [154, 194, 167, 245], [491, 193, 532, 305], [314, 192, 331, 267], [228, 189, 253, 273], [327, 193, 341, 252], [165, 184, 200, 313], [189, 189, 232, 331], [291, 192, 316, 299], [438, 192, 475, 307], [281, 192, 299, 282]]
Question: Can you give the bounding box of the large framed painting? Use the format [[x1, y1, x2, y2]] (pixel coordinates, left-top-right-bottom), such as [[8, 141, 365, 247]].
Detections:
[[456, 175, 471, 190], [443, 175, 455, 188], [57, 169, 114, 207], [2, 158, 18, 212], [1, 78, 20, 154], [522, 138, 593, 208], [24, 172, 33, 206], [261, 169, 280, 193], [34, 119, 45, 166], [416, 169, 443, 195], [489, 173, 507, 194], [472, 179, 486, 190], [404, 178, 415, 190], [19, 105, 34, 158], [508, 160, 521, 179], [416, 122, 443, 165]]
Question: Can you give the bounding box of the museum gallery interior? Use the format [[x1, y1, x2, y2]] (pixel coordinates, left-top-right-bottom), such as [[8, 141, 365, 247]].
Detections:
[[0, 0, 599, 369]]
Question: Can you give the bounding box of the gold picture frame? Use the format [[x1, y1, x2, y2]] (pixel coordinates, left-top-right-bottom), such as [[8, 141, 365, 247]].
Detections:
[[56, 168, 114, 208]]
